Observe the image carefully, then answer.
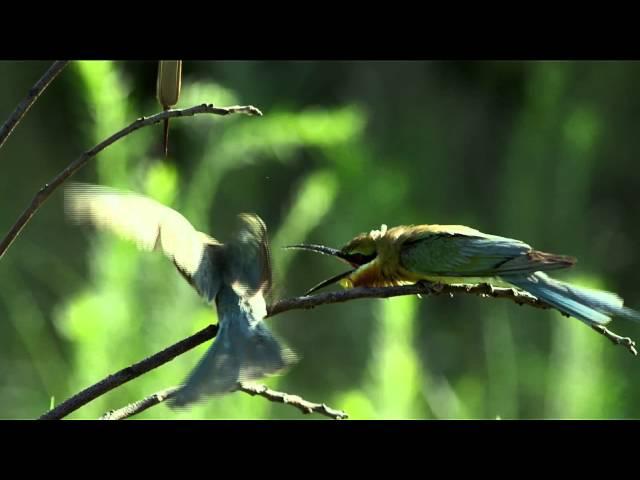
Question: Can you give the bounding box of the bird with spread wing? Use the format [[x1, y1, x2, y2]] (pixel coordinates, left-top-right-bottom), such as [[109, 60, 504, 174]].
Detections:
[[65, 183, 296, 408]]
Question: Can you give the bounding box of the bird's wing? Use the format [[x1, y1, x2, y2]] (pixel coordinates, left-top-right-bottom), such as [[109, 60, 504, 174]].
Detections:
[[224, 213, 272, 298], [65, 183, 222, 302], [399, 227, 575, 278]]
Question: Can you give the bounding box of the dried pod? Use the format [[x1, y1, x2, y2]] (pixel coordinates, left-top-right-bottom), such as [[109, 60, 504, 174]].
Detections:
[[156, 61, 182, 157]]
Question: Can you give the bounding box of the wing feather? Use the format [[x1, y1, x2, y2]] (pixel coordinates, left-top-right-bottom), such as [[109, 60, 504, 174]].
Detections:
[[400, 228, 574, 277], [65, 183, 222, 301]]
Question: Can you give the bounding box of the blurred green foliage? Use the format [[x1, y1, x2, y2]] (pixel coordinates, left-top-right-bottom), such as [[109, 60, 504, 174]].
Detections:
[[1, 60, 639, 419]]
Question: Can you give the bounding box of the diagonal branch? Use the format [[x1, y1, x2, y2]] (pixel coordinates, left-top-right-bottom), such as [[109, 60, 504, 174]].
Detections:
[[0, 103, 262, 260], [267, 281, 551, 316], [268, 282, 637, 356], [39, 325, 218, 420], [237, 383, 348, 419], [99, 387, 180, 420], [99, 383, 348, 420], [39, 280, 637, 420], [592, 324, 637, 355], [0, 61, 70, 152]]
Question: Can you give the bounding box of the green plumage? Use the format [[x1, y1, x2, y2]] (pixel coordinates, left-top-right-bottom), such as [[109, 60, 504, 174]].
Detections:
[[293, 223, 640, 326], [399, 231, 571, 278]]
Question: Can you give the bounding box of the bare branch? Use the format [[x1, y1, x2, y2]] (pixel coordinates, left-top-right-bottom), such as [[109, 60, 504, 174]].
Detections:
[[99, 387, 180, 420], [269, 282, 637, 355], [99, 383, 348, 420], [267, 281, 550, 316], [592, 324, 638, 355], [39, 325, 218, 420], [238, 383, 348, 420], [39, 280, 638, 420], [0, 103, 263, 260], [0, 61, 70, 152]]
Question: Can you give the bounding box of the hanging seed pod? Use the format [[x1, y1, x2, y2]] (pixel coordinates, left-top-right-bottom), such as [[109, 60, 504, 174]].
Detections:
[[156, 61, 182, 157]]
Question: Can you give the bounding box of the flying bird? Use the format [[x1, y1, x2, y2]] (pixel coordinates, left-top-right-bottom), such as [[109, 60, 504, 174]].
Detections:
[[65, 183, 296, 407], [288, 223, 640, 326]]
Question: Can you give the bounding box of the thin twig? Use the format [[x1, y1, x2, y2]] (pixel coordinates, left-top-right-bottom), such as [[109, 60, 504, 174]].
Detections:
[[267, 281, 550, 316], [99, 383, 348, 420], [40, 282, 637, 420], [39, 325, 218, 420], [0, 103, 263, 260], [0, 61, 70, 152], [238, 383, 348, 420], [99, 387, 180, 420], [268, 282, 637, 356], [39, 280, 638, 420], [592, 324, 638, 355]]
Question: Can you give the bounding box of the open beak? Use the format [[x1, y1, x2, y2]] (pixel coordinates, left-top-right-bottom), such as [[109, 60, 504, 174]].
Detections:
[[302, 269, 356, 295], [285, 244, 354, 265], [285, 243, 371, 295]]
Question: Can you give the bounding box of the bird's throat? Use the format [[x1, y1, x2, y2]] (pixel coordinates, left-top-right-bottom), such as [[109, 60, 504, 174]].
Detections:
[[344, 259, 390, 288]]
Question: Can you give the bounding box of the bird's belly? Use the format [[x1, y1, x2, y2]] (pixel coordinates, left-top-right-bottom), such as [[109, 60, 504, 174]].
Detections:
[[343, 261, 514, 289], [415, 274, 513, 288]]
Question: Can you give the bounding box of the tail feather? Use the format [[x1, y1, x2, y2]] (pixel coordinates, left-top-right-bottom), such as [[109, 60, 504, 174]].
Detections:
[[169, 294, 296, 409], [503, 272, 640, 326], [169, 213, 297, 410]]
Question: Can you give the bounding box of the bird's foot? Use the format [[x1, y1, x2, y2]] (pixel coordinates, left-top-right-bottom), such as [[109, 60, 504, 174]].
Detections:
[[416, 279, 444, 293]]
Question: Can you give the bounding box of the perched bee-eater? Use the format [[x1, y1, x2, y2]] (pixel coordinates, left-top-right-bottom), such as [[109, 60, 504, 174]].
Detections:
[[289, 224, 640, 326], [65, 183, 296, 407]]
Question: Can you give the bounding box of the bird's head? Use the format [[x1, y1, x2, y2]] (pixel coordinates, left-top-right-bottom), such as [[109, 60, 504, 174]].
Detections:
[[286, 225, 388, 295]]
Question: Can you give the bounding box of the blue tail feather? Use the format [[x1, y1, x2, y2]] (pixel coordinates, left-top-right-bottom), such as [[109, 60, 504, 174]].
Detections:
[[502, 272, 640, 326], [169, 286, 296, 409]]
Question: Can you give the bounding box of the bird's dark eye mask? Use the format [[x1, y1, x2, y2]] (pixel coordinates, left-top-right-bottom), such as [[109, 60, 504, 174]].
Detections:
[[284, 243, 376, 294]]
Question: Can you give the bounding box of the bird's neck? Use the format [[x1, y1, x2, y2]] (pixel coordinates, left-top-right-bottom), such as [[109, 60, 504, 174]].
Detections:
[[216, 284, 267, 326], [347, 229, 410, 288]]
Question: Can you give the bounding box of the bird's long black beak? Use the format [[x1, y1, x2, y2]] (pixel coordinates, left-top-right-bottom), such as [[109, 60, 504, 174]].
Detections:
[[285, 244, 353, 265], [285, 243, 370, 295], [302, 269, 356, 295]]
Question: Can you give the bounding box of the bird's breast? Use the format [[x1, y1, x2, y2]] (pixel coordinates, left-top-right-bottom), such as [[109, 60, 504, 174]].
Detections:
[[343, 258, 414, 288], [343, 261, 384, 288]]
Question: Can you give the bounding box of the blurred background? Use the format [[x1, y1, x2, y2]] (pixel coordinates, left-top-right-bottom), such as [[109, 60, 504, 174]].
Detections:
[[1, 60, 639, 419]]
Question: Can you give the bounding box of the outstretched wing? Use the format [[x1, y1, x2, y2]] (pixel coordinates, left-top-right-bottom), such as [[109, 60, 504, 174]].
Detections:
[[65, 183, 223, 302], [399, 226, 576, 278], [224, 213, 272, 297]]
